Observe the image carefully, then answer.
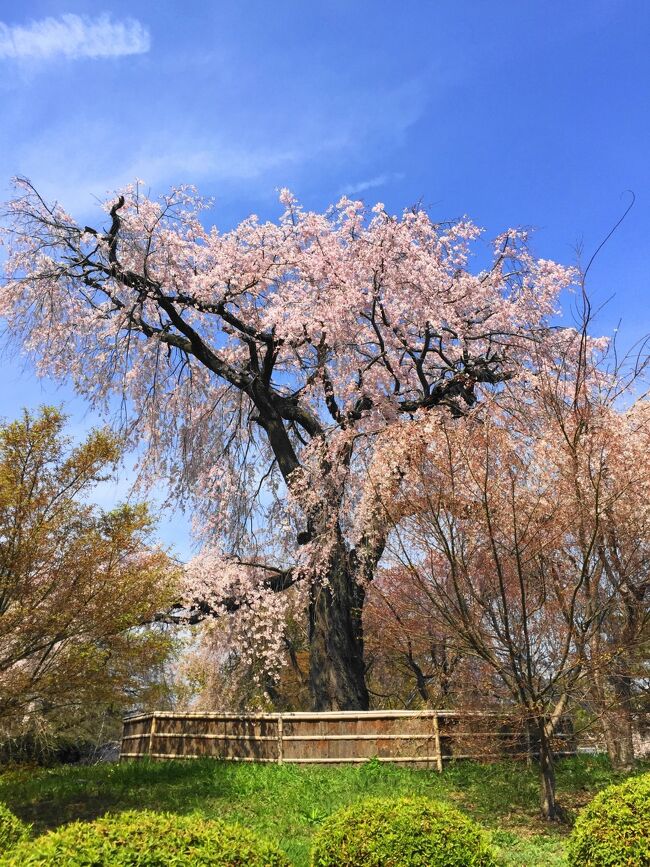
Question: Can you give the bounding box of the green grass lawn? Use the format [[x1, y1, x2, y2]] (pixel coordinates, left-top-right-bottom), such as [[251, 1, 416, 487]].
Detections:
[[0, 755, 646, 866]]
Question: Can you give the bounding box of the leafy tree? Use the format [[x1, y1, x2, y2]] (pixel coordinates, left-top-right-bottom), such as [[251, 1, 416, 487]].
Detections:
[[2, 179, 576, 709], [0, 407, 177, 739]]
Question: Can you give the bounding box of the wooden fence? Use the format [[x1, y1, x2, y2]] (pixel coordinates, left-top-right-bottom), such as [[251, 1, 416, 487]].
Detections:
[[121, 710, 576, 768]]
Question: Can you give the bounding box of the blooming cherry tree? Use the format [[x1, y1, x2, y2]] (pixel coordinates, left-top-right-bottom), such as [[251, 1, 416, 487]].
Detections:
[[1, 178, 575, 709]]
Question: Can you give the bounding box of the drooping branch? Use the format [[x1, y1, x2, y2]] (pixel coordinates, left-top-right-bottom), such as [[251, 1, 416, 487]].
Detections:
[[155, 563, 300, 625]]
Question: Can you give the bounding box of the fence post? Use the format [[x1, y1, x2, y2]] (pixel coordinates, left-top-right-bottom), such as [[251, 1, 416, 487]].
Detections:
[[432, 713, 443, 772], [148, 713, 158, 758], [277, 714, 284, 765]]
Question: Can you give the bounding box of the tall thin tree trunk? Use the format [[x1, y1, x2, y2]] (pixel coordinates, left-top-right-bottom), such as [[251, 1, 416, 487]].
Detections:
[[308, 536, 369, 710], [602, 673, 636, 770], [537, 719, 561, 821], [591, 656, 636, 770]]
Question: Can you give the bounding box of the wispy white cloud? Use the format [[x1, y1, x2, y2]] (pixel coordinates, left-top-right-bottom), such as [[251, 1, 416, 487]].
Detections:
[[5, 72, 426, 216], [339, 172, 405, 197], [0, 14, 150, 60], [12, 118, 307, 216]]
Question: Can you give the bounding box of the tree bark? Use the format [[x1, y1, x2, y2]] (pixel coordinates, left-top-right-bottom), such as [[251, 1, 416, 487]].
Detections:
[[537, 718, 561, 821], [590, 652, 636, 771], [308, 535, 369, 710], [601, 674, 636, 770]]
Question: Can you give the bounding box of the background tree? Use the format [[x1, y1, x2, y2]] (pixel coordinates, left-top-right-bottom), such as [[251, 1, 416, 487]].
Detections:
[[377, 413, 585, 820], [538, 337, 650, 771], [371, 323, 650, 818], [1, 179, 574, 709], [364, 567, 508, 711], [0, 407, 178, 743]]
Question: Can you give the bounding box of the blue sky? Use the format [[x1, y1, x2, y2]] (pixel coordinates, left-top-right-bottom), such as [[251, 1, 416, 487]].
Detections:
[[1, 1, 649, 558]]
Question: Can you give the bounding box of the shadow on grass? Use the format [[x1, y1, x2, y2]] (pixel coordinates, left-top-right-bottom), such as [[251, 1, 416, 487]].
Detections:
[[2, 760, 253, 830]]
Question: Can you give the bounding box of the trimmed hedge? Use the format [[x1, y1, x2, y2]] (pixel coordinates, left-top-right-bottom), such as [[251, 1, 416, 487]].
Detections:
[[311, 795, 497, 866], [568, 772, 650, 867], [0, 804, 30, 853], [0, 810, 289, 866]]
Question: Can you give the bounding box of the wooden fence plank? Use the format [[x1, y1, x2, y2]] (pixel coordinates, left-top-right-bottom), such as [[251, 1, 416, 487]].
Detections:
[[432, 713, 443, 773], [147, 713, 157, 757]]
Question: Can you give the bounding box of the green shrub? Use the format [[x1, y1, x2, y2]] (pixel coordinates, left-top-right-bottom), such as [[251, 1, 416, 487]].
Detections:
[[568, 772, 650, 867], [0, 809, 289, 866], [311, 795, 497, 866], [0, 804, 30, 852]]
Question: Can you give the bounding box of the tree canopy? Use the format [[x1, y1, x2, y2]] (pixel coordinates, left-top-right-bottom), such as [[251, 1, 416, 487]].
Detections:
[[0, 407, 177, 737], [1, 179, 582, 709]]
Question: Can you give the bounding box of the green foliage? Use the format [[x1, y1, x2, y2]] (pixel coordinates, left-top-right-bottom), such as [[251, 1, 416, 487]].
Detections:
[[310, 795, 497, 866], [568, 772, 650, 867], [0, 756, 646, 867], [491, 830, 567, 867], [0, 407, 179, 742], [0, 809, 289, 866], [0, 803, 30, 853]]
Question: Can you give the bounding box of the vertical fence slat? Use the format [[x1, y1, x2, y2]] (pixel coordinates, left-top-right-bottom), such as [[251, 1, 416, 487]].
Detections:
[[432, 713, 443, 772], [277, 714, 283, 764], [148, 713, 157, 757]]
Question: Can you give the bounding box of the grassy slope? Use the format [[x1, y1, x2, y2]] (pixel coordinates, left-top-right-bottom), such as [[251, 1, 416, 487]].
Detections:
[[0, 756, 646, 866]]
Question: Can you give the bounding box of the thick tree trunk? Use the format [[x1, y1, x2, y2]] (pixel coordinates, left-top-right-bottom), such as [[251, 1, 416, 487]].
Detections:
[[308, 536, 369, 710]]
